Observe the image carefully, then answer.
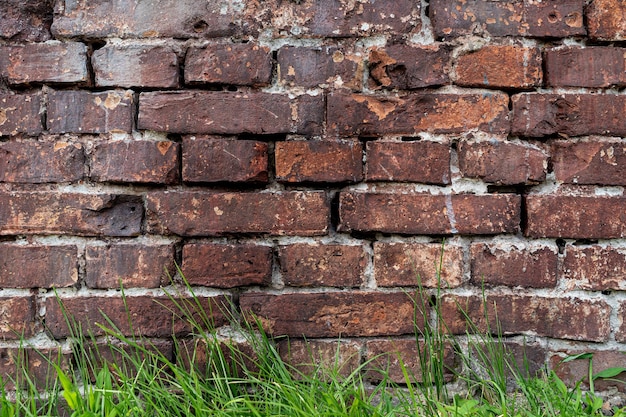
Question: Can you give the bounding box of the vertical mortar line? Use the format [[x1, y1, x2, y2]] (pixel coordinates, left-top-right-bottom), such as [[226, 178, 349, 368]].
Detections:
[[271, 239, 285, 290]]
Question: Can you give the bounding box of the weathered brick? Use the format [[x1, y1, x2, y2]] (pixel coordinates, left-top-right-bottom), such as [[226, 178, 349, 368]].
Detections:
[[552, 139, 626, 185], [441, 294, 610, 342], [177, 337, 257, 377], [0, 244, 77, 288], [0, 348, 70, 391], [545, 47, 626, 88], [275, 140, 363, 183], [90, 140, 179, 184], [0, 42, 87, 85], [617, 304, 626, 342], [182, 243, 272, 288], [455, 46, 542, 89], [47, 90, 133, 134], [0, 297, 37, 339], [139, 91, 323, 136], [146, 191, 329, 236], [470, 243, 558, 288], [373, 242, 463, 288], [551, 350, 626, 391], [186, 44, 272, 87], [0, 140, 84, 183], [0, 93, 42, 136], [562, 245, 626, 291], [365, 141, 451, 184], [327, 91, 509, 137], [0, 192, 143, 237], [182, 136, 268, 183], [277, 339, 362, 379], [85, 244, 175, 289], [278, 244, 367, 287], [587, 0, 626, 41], [93, 44, 179, 88], [0, 0, 52, 41], [458, 140, 547, 185], [240, 291, 423, 337], [525, 195, 626, 239], [339, 192, 520, 235]]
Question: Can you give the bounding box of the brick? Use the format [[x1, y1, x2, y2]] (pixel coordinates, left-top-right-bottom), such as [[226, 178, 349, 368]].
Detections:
[[617, 304, 626, 342], [369, 45, 450, 90], [0, 0, 52, 41], [0, 192, 143, 237], [458, 140, 547, 185], [85, 244, 175, 289], [562, 245, 626, 291], [277, 339, 362, 379], [278, 244, 367, 287], [182, 137, 268, 183], [430, 0, 585, 38], [0, 244, 77, 288], [177, 337, 258, 377], [90, 140, 179, 184], [146, 191, 329, 236], [0, 297, 37, 339], [512, 93, 626, 137], [339, 192, 520, 235], [587, 0, 626, 41], [0, 93, 42, 136], [441, 294, 610, 342], [365, 141, 451, 184], [455, 46, 542, 89], [551, 350, 626, 391], [93, 44, 179, 88], [545, 47, 626, 88], [552, 139, 626, 185], [275, 140, 363, 183], [525, 195, 626, 239], [139, 91, 323, 136], [373, 242, 463, 288], [240, 291, 424, 337], [46, 295, 230, 339], [0, 348, 70, 391], [182, 243, 272, 288], [0, 140, 84, 183], [185, 44, 272, 87], [47, 90, 133, 134], [0, 42, 87, 85], [327, 91, 509, 137], [470, 243, 558, 288]]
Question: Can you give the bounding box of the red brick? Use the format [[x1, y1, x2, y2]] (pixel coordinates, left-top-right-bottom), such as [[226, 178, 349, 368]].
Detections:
[[278, 244, 367, 287], [365, 141, 451, 184], [545, 47, 626, 88], [0, 42, 87, 85], [138, 91, 323, 136], [0, 244, 77, 288], [441, 294, 610, 342], [458, 140, 547, 185], [90, 140, 179, 184], [275, 140, 363, 183], [177, 337, 258, 377], [0, 348, 70, 391], [525, 195, 626, 239], [455, 46, 542, 89], [186, 44, 272, 87], [47, 90, 133, 134], [182, 137, 268, 183], [470, 243, 558, 288], [562, 245, 626, 291], [277, 339, 362, 379], [0, 93, 42, 136], [240, 291, 424, 337], [0, 192, 143, 237], [0, 140, 84, 183], [0, 0, 52, 41], [182, 243, 272, 288], [0, 297, 37, 339], [93, 44, 179, 88], [327, 91, 509, 137], [373, 242, 463, 288], [512, 93, 626, 137], [85, 244, 175, 289], [552, 139, 626, 185], [146, 191, 329, 236], [551, 350, 626, 391], [339, 192, 520, 235], [587, 0, 626, 41], [617, 304, 626, 342]]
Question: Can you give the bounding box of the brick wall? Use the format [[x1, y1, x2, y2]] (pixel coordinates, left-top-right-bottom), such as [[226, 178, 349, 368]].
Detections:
[[1, 0, 626, 387]]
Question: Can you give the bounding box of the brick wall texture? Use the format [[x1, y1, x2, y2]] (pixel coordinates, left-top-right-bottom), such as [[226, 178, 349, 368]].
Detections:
[[1, 0, 626, 387]]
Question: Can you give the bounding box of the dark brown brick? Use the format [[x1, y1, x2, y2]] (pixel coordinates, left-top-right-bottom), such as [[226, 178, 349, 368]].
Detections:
[[278, 244, 367, 288], [373, 242, 463, 288], [90, 140, 179, 184], [186, 44, 272, 87], [470, 243, 558, 288], [339, 192, 520, 235], [587, 0, 626, 41], [182, 137, 268, 183], [551, 350, 626, 391], [552, 139, 626, 185], [545, 47, 626, 88], [0, 348, 70, 391], [278, 339, 362, 379], [327, 91, 509, 137], [182, 243, 272, 288], [146, 191, 329, 236], [562, 245, 626, 291], [0, 93, 42, 136], [275, 140, 363, 183], [0, 244, 77, 288], [85, 244, 175, 289], [177, 337, 257, 377], [93, 44, 179, 88], [0, 297, 37, 339], [47, 90, 133, 134], [365, 141, 451, 184], [0, 0, 52, 41], [0, 192, 143, 237]]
